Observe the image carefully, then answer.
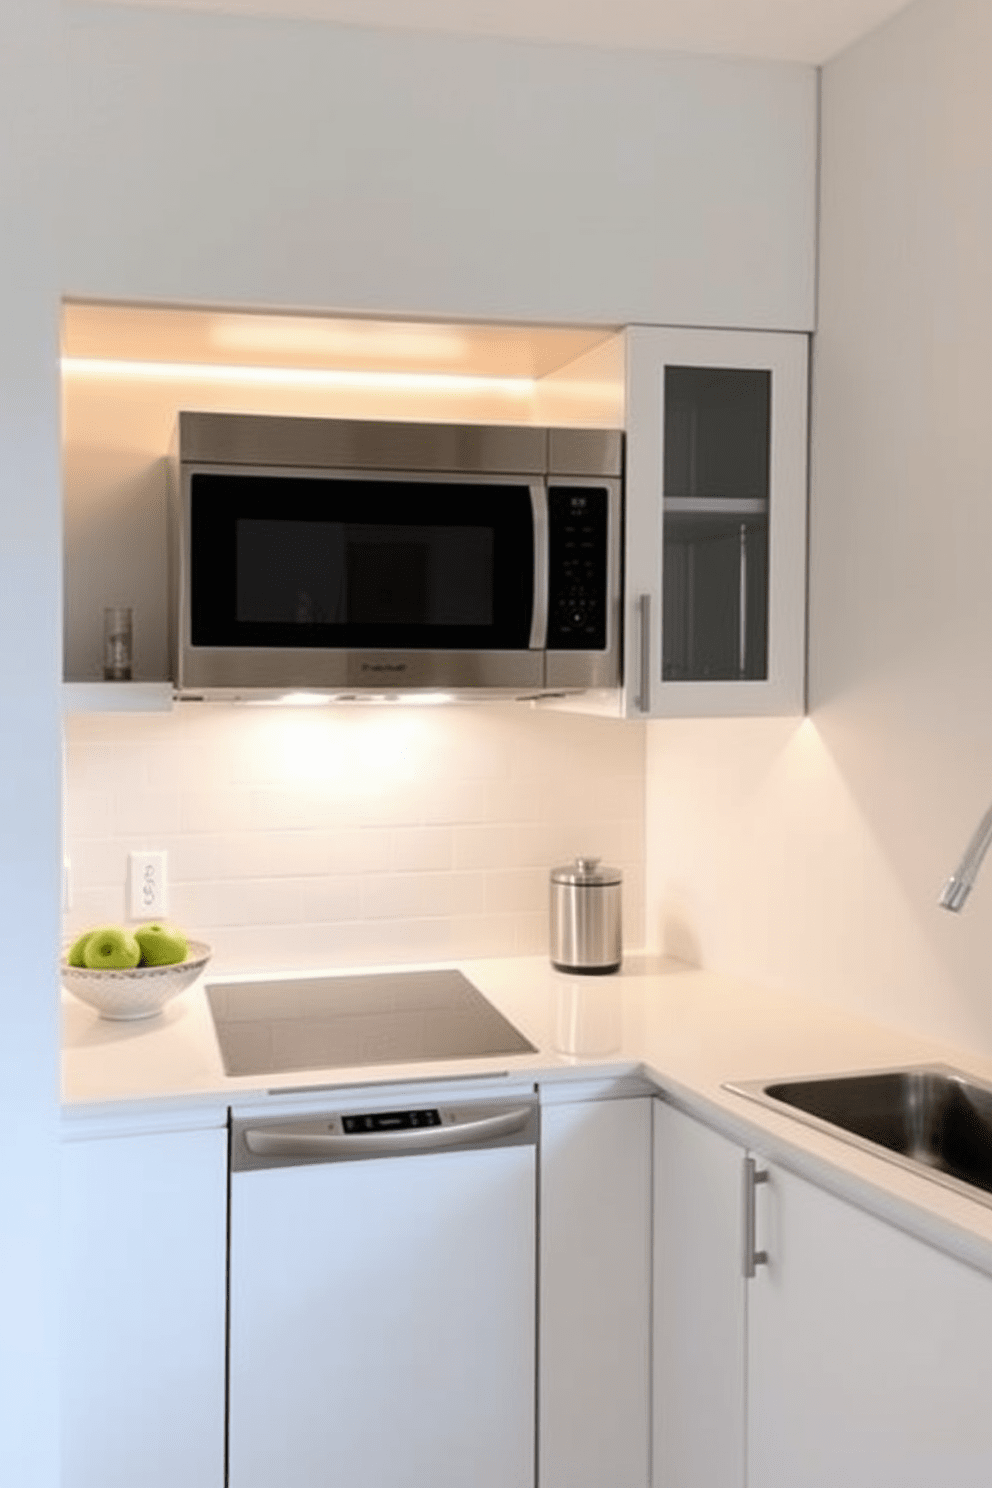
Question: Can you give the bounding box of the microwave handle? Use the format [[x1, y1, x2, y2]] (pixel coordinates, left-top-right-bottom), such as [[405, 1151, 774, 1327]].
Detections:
[[529, 482, 549, 649]]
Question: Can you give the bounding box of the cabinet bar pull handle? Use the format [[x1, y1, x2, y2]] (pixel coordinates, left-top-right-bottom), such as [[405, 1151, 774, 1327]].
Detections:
[[637, 592, 651, 713], [743, 1157, 769, 1279]]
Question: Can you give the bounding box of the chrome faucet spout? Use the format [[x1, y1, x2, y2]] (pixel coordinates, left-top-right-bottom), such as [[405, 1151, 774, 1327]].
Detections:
[[939, 800, 992, 912]]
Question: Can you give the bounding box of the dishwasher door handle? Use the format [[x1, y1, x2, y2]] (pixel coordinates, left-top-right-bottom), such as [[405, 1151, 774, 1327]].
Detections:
[[240, 1103, 536, 1166]]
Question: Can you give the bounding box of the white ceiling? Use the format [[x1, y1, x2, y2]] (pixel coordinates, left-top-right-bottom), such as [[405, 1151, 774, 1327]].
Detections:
[[95, 0, 917, 65]]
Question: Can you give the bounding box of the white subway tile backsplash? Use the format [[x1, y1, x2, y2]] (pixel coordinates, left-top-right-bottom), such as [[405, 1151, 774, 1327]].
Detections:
[[453, 824, 520, 871], [63, 706, 645, 969], [389, 827, 454, 872], [413, 775, 491, 827], [298, 876, 367, 923], [69, 885, 127, 932], [484, 868, 550, 916], [111, 789, 186, 839], [512, 912, 550, 958], [67, 835, 127, 889], [360, 871, 486, 922]]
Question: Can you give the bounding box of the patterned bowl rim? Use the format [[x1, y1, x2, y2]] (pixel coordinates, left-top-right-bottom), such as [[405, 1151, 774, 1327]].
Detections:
[[60, 939, 212, 981]]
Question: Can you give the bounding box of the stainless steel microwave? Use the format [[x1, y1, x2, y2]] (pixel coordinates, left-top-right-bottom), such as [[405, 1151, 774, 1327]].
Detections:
[[168, 412, 623, 700]]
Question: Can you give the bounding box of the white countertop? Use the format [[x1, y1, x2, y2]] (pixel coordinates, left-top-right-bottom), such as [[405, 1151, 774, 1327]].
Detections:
[[61, 951, 992, 1276]]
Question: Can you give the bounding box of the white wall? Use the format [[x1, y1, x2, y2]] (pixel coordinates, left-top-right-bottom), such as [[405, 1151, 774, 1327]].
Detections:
[[645, 0, 992, 1057], [62, 4, 817, 331], [0, 4, 62, 1484]]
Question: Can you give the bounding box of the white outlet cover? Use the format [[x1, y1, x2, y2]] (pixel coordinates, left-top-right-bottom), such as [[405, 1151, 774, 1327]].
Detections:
[[129, 850, 167, 919]]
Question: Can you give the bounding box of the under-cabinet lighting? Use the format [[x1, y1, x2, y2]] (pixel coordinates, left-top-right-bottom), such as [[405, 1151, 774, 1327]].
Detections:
[[242, 692, 337, 707], [240, 691, 458, 707], [394, 691, 457, 706], [60, 356, 537, 398]]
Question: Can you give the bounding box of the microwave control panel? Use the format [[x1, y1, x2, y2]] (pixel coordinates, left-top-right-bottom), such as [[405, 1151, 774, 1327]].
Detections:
[[546, 486, 609, 650]]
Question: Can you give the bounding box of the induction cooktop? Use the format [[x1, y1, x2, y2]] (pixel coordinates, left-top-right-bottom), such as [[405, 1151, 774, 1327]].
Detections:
[[205, 968, 537, 1078]]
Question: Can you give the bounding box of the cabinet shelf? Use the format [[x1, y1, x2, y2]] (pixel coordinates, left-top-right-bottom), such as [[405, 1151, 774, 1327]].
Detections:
[[62, 681, 175, 714], [664, 497, 768, 517]]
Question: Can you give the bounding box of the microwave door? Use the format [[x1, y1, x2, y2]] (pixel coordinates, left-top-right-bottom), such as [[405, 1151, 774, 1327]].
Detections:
[[179, 469, 547, 694]]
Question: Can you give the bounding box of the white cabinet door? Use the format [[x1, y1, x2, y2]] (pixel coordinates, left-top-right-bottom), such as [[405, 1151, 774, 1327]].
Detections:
[[624, 327, 808, 718], [654, 1102, 992, 1488], [652, 1100, 745, 1488], [539, 1094, 652, 1488], [60, 1122, 227, 1488], [748, 1162, 992, 1488]]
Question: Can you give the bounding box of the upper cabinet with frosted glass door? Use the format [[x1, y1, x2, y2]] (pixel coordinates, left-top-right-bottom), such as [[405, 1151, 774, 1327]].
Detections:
[[623, 327, 808, 718]]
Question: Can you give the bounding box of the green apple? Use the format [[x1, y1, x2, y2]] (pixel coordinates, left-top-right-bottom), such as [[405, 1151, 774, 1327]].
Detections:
[[134, 922, 188, 967], [82, 925, 141, 970], [66, 931, 93, 967]]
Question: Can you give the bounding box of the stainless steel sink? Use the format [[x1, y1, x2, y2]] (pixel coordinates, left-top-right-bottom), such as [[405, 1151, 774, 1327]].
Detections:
[[725, 1065, 992, 1206]]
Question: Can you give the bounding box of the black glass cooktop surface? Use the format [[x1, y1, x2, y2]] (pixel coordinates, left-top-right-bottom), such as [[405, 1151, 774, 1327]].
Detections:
[[205, 968, 536, 1078]]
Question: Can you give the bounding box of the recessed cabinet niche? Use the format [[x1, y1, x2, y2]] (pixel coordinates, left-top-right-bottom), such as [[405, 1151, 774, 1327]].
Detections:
[[623, 328, 808, 718], [62, 303, 808, 718]]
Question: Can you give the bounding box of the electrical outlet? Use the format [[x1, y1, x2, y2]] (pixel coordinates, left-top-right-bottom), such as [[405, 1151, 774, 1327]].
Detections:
[[129, 850, 167, 919]]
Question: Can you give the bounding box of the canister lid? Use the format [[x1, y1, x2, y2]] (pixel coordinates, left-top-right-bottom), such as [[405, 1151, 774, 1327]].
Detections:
[[550, 856, 622, 887]]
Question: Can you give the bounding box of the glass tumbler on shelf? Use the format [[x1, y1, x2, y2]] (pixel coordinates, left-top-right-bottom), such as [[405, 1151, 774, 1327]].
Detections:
[[103, 606, 133, 681]]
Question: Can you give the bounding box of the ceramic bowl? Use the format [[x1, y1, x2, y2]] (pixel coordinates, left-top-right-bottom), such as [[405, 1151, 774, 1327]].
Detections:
[[60, 940, 212, 1021]]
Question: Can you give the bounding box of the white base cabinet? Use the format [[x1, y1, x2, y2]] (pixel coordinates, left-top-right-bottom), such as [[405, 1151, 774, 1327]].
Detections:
[[60, 1118, 227, 1488], [653, 1100, 745, 1488], [539, 1091, 652, 1488], [653, 1099, 992, 1488], [749, 1161, 992, 1488]]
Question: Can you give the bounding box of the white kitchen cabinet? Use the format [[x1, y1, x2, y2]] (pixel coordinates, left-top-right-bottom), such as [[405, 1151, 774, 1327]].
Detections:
[[653, 1098, 992, 1488], [748, 1160, 992, 1488], [60, 1114, 227, 1488], [652, 1100, 745, 1488], [624, 327, 808, 717], [539, 1090, 652, 1488]]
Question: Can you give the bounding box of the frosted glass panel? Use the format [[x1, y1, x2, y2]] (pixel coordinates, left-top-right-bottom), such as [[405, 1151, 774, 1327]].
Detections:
[[662, 366, 770, 682]]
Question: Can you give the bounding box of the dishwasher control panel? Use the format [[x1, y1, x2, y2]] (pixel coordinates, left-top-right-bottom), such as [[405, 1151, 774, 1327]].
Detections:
[[342, 1108, 442, 1134]]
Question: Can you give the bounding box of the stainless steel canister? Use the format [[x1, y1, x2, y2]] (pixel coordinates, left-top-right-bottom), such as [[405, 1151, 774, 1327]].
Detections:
[[549, 857, 622, 974]]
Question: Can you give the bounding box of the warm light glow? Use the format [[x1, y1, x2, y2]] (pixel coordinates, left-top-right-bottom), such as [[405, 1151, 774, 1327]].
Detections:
[[240, 689, 459, 707], [395, 692, 458, 706], [209, 315, 474, 364], [243, 692, 337, 707], [60, 356, 536, 397]]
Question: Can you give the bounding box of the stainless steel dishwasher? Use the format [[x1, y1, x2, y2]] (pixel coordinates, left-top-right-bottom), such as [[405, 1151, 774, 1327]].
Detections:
[[227, 1091, 538, 1488]]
